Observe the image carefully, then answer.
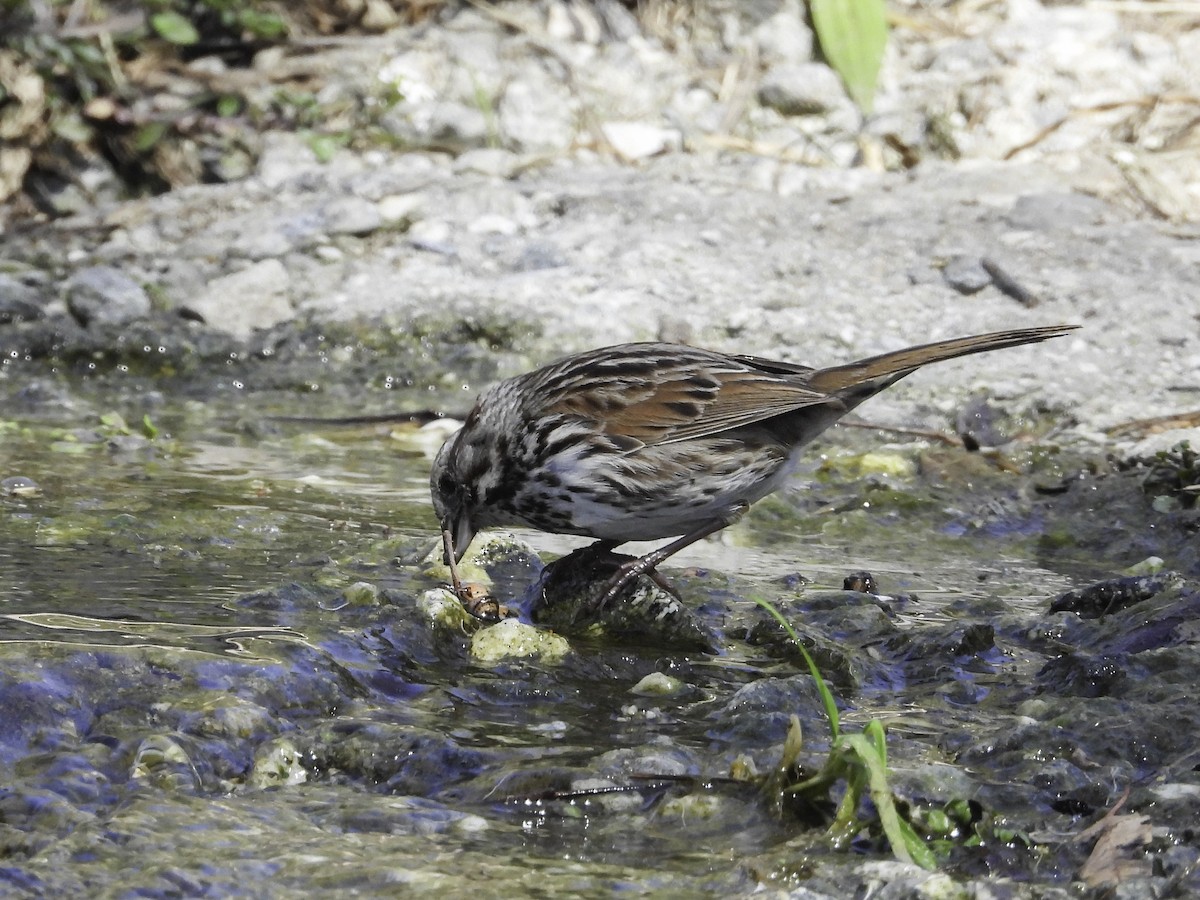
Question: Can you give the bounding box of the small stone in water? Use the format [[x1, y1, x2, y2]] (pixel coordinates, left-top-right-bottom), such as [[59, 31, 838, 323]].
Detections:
[[470, 619, 570, 664], [843, 571, 878, 593], [1, 476, 41, 498], [630, 672, 685, 697]]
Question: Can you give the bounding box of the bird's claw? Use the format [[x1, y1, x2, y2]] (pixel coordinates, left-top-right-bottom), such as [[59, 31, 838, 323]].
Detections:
[[576, 559, 680, 623]]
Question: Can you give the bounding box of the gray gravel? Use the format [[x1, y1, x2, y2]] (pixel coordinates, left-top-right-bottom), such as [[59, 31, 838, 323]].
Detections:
[[65, 265, 152, 327]]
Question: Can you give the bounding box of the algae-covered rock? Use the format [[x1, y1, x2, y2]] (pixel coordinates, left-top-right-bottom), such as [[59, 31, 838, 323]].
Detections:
[[470, 619, 570, 664], [416, 588, 482, 634], [248, 738, 309, 789]]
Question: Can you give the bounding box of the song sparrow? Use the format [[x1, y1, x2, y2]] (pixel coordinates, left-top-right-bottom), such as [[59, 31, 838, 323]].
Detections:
[[431, 325, 1077, 608]]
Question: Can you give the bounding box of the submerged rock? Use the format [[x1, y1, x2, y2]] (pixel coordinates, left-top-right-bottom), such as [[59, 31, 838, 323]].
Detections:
[[1049, 571, 1184, 618]]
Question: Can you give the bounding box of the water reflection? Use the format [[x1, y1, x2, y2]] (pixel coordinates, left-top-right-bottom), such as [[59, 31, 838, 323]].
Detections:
[[0, 612, 308, 659]]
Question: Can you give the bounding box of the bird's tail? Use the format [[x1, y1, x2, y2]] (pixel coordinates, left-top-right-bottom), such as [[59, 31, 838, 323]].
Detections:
[[806, 324, 1078, 394]]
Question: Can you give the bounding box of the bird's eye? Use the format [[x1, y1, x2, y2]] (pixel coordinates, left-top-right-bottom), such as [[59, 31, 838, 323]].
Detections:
[[436, 472, 458, 498]]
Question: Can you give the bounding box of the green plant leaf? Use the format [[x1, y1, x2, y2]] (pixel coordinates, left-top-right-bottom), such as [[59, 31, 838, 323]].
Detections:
[[238, 10, 287, 40], [809, 0, 889, 114], [133, 121, 169, 152], [150, 11, 200, 46], [845, 728, 939, 869], [51, 111, 94, 144], [305, 132, 347, 163], [215, 94, 240, 117], [827, 755, 867, 848], [99, 411, 129, 433]]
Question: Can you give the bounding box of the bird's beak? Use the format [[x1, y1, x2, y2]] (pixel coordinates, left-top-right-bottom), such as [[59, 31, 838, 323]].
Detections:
[[442, 511, 476, 563]]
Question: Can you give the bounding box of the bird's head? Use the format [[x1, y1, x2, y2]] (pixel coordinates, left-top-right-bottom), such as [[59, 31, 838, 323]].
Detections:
[[430, 430, 479, 563]]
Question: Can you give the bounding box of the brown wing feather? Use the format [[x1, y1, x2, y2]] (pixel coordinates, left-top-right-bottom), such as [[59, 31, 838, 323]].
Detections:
[[611, 370, 833, 445], [525, 343, 832, 446]]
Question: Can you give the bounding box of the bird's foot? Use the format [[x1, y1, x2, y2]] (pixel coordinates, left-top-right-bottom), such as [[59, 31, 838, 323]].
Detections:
[[589, 557, 680, 615]]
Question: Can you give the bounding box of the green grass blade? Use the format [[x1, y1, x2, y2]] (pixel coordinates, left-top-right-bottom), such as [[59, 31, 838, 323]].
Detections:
[[752, 598, 840, 739], [809, 0, 889, 114], [844, 732, 938, 869]]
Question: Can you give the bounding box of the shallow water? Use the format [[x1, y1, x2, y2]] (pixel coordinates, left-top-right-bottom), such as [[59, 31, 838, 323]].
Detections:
[[1, 392, 1196, 897]]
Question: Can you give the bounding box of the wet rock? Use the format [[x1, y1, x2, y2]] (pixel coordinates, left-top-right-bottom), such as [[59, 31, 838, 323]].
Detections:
[[711, 675, 829, 746], [421, 530, 538, 595], [825, 450, 917, 479], [742, 592, 893, 692], [21, 750, 115, 808], [532, 545, 720, 651], [248, 738, 308, 789], [129, 734, 201, 792], [65, 266, 151, 327], [470, 619, 570, 664], [310, 720, 488, 795], [954, 394, 1022, 448], [842, 571, 877, 593], [879, 621, 1000, 696], [105, 433, 154, 458], [341, 581, 380, 607], [1, 475, 41, 498], [1048, 579, 1200, 658], [630, 672, 686, 697], [231, 581, 338, 613], [418, 587, 501, 635], [182, 259, 293, 340], [3, 375, 80, 411], [0, 272, 44, 323], [182, 696, 278, 742], [1036, 652, 1128, 699], [0, 786, 94, 854], [1049, 572, 1183, 618]]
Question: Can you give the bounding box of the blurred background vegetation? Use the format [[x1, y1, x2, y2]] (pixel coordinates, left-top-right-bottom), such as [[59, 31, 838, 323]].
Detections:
[[1, 0, 887, 219], [0, 0, 455, 215]]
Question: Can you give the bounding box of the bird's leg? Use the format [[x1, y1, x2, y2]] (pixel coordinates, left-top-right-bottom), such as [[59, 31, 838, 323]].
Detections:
[[594, 503, 749, 609]]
